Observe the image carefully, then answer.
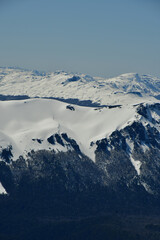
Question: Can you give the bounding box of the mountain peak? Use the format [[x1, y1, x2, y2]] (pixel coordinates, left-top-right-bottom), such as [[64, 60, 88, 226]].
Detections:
[[117, 72, 141, 80]]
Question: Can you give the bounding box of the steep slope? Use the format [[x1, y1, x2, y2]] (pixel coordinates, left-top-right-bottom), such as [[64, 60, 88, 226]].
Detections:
[[0, 98, 160, 199], [0, 98, 138, 162]]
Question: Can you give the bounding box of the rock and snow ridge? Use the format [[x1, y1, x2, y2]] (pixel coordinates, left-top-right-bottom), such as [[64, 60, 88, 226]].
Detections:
[[0, 67, 160, 196], [0, 98, 139, 162], [0, 99, 160, 183]]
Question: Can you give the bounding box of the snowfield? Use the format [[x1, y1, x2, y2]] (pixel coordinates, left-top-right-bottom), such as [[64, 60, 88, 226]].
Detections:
[[0, 98, 139, 162], [0, 67, 159, 105]]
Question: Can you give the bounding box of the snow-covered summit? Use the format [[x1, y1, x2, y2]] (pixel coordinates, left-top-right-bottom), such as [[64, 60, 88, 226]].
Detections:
[[105, 73, 160, 94], [0, 98, 138, 162], [0, 67, 159, 105]]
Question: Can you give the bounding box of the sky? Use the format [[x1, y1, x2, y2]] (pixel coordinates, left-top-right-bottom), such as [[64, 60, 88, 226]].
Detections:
[[0, 0, 160, 77]]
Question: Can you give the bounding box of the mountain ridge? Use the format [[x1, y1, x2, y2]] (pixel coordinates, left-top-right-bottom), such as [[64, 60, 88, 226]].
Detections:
[[0, 67, 159, 105], [0, 67, 160, 222], [0, 99, 160, 198]]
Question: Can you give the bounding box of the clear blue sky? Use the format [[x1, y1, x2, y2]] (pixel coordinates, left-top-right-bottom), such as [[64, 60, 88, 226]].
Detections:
[[0, 0, 160, 77]]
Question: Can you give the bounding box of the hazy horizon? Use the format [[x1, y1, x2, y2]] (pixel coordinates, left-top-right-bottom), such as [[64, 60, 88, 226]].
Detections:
[[0, 0, 160, 78]]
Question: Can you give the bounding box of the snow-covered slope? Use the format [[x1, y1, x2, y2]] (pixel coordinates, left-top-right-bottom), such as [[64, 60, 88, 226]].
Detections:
[[0, 98, 139, 162], [0, 99, 160, 197], [0, 67, 160, 105]]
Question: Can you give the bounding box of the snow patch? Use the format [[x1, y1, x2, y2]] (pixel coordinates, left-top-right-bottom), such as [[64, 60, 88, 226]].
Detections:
[[126, 139, 134, 153], [0, 182, 7, 195], [126, 139, 142, 175], [141, 143, 150, 153], [130, 156, 142, 176], [141, 182, 153, 194]]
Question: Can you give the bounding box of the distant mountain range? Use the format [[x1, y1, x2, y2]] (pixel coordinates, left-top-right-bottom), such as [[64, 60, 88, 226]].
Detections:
[[0, 67, 160, 105]]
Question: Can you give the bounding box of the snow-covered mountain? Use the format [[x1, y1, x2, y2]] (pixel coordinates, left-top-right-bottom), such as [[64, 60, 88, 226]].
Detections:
[[0, 98, 160, 195], [0, 67, 160, 209], [0, 67, 160, 105], [0, 99, 140, 162]]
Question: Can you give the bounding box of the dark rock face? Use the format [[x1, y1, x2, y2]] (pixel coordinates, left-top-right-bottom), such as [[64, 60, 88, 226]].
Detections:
[[66, 105, 75, 111], [47, 135, 55, 145], [137, 104, 149, 118], [47, 133, 81, 153], [67, 76, 81, 82], [0, 146, 13, 163], [55, 134, 64, 146], [61, 133, 81, 153], [94, 113, 160, 196], [32, 138, 43, 144], [0, 161, 14, 193]]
